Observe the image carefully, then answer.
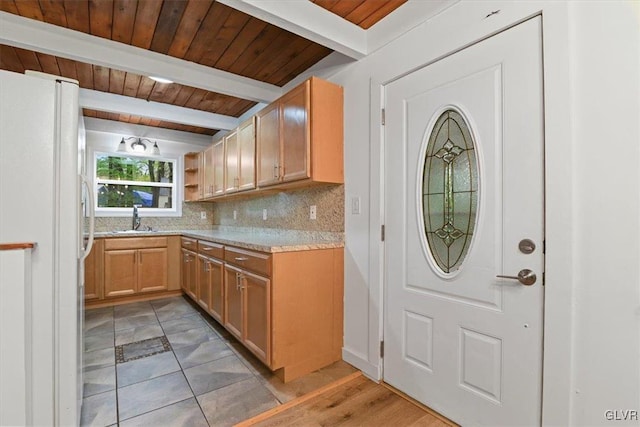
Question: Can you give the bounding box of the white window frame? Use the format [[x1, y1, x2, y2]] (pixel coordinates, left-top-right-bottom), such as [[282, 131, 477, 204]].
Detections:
[[93, 150, 182, 217]]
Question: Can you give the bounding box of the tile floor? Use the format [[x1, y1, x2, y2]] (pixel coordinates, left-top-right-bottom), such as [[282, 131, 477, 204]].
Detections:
[[81, 296, 356, 427]]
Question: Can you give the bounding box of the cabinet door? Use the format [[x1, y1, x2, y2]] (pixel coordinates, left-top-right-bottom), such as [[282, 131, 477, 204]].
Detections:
[[138, 248, 168, 293], [238, 117, 256, 191], [181, 249, 190, 292], [104, 249, 137, 297], [213, 139, 225, 196], [280, 81, 310, 183], [182, 250, 198, 300], [84, 239, 103, 300], [256, 102, 281, 187], [202, 146, 215, 198], [209, 258, 224, 323], [223, 265, 243, 340], [197, 255, 211, 311], [224, 130, 239, 193], [242, 271, 271, 365]]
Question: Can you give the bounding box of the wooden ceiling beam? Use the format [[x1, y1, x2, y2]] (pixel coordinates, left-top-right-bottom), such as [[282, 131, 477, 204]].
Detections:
[[79, 88, 239, 131], [0, 11, 282, 103], [218, 0, 367, 59], [219, 0, 458, 58], [84, 117, 214, 147]]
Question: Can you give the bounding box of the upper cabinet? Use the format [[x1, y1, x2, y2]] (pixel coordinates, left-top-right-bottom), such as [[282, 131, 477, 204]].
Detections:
[[237, 118, 257, 191], [225, 117, 256, 194], [185, 76, 342, 202], [202, 145, 215, 199], [256, 102, 280, 187], [212, 139, 225, 196], [257, 77, 343, 188]]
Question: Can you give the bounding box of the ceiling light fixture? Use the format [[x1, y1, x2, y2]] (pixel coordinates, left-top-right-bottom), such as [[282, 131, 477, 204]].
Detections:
[[117, 136, 161, 156], [149, 76, 174, 84]]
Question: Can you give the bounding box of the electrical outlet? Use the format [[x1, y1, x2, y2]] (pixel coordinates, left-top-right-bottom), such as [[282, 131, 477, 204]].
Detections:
[[233, 210, 237, 220], [351, 197, 361, 215], [310, 205, 317, 220], [200, 211, 207, 219], [263, 209, 267, 220]]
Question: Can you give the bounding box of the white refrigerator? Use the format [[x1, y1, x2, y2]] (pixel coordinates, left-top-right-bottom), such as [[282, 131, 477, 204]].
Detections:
[[0, 70, 94, 425]]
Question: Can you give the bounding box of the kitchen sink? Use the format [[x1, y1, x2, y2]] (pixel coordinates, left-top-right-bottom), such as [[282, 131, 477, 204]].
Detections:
[[111, 229, 156, 234]]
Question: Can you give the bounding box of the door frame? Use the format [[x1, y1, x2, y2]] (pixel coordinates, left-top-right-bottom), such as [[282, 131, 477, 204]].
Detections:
[[363, 3, 575, 426]]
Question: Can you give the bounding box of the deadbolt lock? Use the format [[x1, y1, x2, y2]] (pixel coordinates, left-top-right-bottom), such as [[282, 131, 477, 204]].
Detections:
[[518, 239, 536, 254]]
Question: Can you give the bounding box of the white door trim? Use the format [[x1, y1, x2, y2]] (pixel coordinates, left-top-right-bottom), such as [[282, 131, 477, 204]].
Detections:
[[360, 3, 575, 425]]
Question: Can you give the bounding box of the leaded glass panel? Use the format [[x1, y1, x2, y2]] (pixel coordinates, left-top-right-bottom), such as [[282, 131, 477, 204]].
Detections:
[[422, 109, 478, 274]]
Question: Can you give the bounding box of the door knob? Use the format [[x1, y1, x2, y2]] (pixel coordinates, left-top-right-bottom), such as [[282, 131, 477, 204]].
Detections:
[[496, 269, 537, 286]]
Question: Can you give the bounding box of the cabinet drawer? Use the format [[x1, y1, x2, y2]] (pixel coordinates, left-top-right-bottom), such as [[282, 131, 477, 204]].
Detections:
[[224, 246, 271, 277], [104, 237, 168, 250], [198, 240, 224, 259], [181, 237, 197, 250]]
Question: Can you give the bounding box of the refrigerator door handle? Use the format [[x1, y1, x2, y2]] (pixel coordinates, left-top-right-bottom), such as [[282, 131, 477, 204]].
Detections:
[[80, 174, 95, 261]]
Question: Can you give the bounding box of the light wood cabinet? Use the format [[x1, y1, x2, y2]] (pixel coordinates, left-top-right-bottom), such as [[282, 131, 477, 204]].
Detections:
[[182, 249, 197, 300], [238, 117, 256, 191], [242, 270, 271, 364], [222, 245, 343, 381], [137, 248, 168, 293], [256, 101, 280, 187], [184, 152, 202, 201], [104, 249, 138, 297], [225, 117, 256, 193], [223, 264, 243, 340], [223, 262, 271, 365], [197, 255, 211, 311], [84, 239, 103, 301], [199, 256, 224, 322], [257, 77, 343, 189], [197, 240, 225, 322], [213, 139, 225, 196], [202, 145, 215, 199], [104, 237, 169, 298], [224, 130, 239, 193], [84, 236, 180, 307]]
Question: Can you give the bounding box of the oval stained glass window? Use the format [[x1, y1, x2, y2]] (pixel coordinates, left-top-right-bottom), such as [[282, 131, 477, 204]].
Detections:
[[422, 109, 478, 274]]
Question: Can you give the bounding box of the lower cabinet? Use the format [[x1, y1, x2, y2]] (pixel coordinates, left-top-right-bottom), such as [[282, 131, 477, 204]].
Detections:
[[199, 255, 224, 323], [223, 264, 243, 340], [181, 249, 198, 300], [223, 264, 271, 364], [89, 236, 180, 302], [183, 240, 343, 382], [241, 269, 271, 364], [105, 247, 168, 297], [84, 239, 104, 301]]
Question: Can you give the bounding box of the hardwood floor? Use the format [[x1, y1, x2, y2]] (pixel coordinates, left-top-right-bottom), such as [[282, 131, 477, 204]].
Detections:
[[238, 372, 455, 427]]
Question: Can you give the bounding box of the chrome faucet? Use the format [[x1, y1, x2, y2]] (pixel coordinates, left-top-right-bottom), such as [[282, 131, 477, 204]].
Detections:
[[132, 204, 141, 230]]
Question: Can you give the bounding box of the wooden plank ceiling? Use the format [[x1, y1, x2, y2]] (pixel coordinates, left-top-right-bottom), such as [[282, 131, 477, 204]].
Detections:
[[310, 0, 407, 29], [0, 44, 256, 116], [0, 1, 403, 135]]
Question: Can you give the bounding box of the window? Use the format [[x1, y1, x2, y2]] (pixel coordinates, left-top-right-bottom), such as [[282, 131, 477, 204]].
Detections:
[[421, 108, 478, 275], [94, 152, 177, 215]]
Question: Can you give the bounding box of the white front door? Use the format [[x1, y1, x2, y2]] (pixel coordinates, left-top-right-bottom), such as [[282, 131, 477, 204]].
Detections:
[[383, 17, 544, 426]]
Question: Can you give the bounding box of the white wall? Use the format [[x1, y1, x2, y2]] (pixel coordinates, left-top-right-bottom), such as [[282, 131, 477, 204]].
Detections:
[[569, 3, 640, 425], [329, 1, 640, 425]]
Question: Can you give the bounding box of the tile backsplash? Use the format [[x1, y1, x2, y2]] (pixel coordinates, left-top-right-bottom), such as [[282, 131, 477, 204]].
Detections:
[[90, 185, 344, 233], [212, 185, 344, 232], [91, 202, 215, 232]]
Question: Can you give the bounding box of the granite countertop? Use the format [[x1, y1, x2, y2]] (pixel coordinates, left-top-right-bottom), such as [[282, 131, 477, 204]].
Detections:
[[92, 228, 344, 253]]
